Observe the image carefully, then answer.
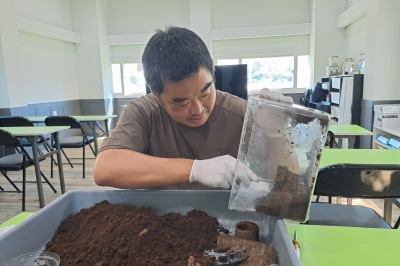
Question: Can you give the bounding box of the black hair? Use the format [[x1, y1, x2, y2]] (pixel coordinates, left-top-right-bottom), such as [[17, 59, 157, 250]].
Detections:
[[142, 26, 214, 95]]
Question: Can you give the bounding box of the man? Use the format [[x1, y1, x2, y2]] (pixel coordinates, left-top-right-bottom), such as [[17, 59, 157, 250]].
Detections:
[[94, 26, 292, 190]]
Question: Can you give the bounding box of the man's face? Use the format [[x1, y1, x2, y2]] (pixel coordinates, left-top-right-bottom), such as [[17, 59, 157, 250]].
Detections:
[[154, 67, 216, 127]]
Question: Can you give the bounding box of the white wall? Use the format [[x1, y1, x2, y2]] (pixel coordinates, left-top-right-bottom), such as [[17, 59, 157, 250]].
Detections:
[[18, 32, 80, 103], [14, 0, 73, 30], [0, 0, 27, 108], [213, 35, 309, 59], [97, 0, 113, 100], [108, 0, 311, 66], [0, 0, 80, 108], [344, 15, 366, 62], [363, 0, 400, 100], [211, 0, 310, 29], [107, 0, 190, 35], [0, 36, 10, 108], [347, 0, 361, 8], [310, 0, 347, 85], [111, 44, 146, 63], [71, 0, 107, 100]]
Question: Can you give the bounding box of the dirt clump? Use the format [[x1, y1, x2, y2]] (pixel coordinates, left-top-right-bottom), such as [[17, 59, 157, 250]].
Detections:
[[254, 165, 311, 221], [45, 201, 226, 266]]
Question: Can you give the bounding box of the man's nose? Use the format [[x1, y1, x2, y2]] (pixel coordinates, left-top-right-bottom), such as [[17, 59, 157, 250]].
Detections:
[[190, 99, 204, 115]]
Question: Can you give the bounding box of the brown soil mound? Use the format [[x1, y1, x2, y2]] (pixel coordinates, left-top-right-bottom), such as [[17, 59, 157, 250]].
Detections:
[[45, 201, 226, 266]]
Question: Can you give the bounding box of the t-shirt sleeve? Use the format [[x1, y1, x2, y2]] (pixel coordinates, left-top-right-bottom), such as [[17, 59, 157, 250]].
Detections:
[[99, 101, 150, 154]]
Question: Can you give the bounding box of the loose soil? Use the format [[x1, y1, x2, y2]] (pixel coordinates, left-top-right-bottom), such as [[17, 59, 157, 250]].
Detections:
[[45, 201, 227, 266], [254, 165, 310, 221]]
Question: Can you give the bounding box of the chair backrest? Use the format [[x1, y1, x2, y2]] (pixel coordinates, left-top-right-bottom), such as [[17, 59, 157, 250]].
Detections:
[[0, 129, 23, 147], [45, 116, 81, 129], [326, 131, 335, 148], [300, 88, 313, 107], [314, 164, 400, 198], [0, 116, 34, 127]]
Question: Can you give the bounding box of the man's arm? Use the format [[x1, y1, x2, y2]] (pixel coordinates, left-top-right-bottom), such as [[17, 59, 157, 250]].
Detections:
[[94, 149, 193, 189], [94, 149, 257, 189]]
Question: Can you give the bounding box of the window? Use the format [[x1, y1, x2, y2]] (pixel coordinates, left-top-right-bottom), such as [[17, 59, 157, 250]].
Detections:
[[215, 55, 310, 93], [112, 63, 146, 96], [217, 59, 239, 66], [243, 56, 294, 93]]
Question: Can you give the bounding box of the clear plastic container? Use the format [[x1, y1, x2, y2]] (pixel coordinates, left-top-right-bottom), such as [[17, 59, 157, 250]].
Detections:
[[228, 94, 330, 222], [0, 251, 60, 266]]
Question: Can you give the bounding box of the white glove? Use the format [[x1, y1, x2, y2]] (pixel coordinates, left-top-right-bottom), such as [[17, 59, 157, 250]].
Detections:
[[189, 155, 257, 189], [259, 88, 293, 104], [252, 88, 294, 137]]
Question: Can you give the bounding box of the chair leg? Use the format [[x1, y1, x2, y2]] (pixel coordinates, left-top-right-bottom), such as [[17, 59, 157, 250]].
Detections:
[[329, 196, 332, 204], [1, 171, 21, 192], [0, 186, 4, 191], [43, 142, 58, 167], [51, 155, 54, 178], [61, 148, 73, 168], [83, 145, 85, 179], [40, 171, 57, 193], [316, 196, 320, 202], [88, 143, 96, 156], [22, 167, 26, 211], [394, 217, 400, 229]]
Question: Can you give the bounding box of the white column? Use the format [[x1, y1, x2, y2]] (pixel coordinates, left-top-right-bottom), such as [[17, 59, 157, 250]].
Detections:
[[70, 0, 113, 101], [363, 0, 400, 101], [189, 0, 212, 54], [0, 0, 27, 108], [309, 0, 347, 86]]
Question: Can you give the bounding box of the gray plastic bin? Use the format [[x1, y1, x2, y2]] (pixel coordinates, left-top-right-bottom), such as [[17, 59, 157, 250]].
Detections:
[[0, 190, 301, 265]]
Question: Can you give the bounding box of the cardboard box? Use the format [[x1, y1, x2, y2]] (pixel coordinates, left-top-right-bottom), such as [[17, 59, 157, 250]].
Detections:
[[374, 104, 400, 129], [374, 104, 400, 114], [374, 113, 400, 129]]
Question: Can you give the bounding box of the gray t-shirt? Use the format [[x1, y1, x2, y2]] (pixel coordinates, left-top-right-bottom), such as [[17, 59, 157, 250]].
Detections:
[[99, 90, 247, 189]]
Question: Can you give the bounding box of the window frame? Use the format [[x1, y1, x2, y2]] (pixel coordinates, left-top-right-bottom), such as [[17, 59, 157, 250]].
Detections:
[[214, 53, 309, 93]]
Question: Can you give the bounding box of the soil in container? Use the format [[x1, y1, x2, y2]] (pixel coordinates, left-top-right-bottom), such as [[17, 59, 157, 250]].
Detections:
[[45, 201, 228, 266]]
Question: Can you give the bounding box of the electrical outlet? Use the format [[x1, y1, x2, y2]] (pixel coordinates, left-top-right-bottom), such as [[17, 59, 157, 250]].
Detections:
[[53, 111, 57, 116]]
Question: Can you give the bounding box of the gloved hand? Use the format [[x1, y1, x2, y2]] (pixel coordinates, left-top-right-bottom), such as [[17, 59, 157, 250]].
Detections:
[[189, 155, 257, 189], [259, 88, 294, 104], [255, 88, 300, 177], [252, 88, 294, 137]]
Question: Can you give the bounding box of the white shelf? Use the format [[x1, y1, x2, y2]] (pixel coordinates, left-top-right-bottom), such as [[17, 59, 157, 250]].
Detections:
[[373, 140, 395, 150], [373, 126, 400, 150], [374, 126, 400, 137]]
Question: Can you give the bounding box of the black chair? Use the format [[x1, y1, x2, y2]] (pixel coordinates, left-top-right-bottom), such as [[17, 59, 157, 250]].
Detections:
[[300, 88, 313, 107], [315, 131, 340, 203], [0, 129, 57, 211], [392, 199, 400, 229], [307, 164, 400, 229], [0, 116, 57, 167], [44, 116, 95, 178]]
